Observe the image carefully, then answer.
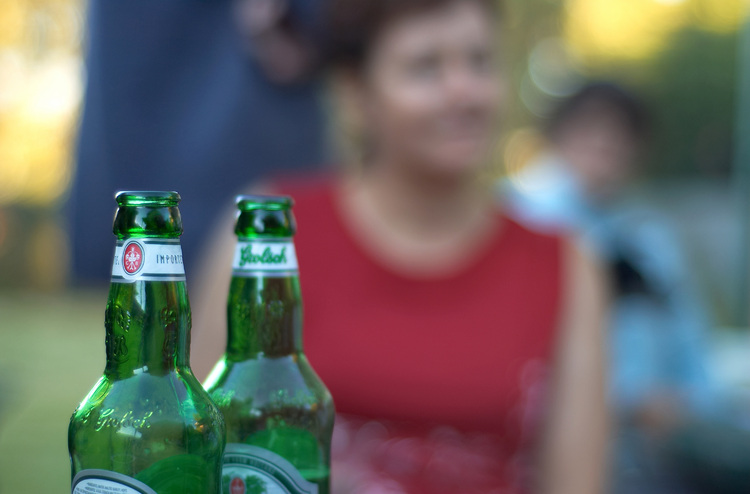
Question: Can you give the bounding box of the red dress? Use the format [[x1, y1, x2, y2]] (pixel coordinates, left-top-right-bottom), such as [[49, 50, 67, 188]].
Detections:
[[279, 178, 563, 494]]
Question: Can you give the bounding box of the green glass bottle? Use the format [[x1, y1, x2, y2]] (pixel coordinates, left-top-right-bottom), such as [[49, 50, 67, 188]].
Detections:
[[69, 191, 226, 494], [204, 195, 335, 494]]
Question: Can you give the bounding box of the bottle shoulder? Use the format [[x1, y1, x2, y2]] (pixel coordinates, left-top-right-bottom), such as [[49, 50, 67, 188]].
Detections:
[[206, 355, 333, 411], [70, 371, 225, 431], [68, 373, 225, 490]]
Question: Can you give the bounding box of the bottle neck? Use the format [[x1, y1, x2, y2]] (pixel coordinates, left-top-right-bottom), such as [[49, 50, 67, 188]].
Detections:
[[105, 238, 190, 378], [226, 237, 303, 360]]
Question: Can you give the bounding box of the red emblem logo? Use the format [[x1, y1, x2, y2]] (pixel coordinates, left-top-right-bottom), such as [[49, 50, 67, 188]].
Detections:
[[123, 242, 143, 275], [230, 477, 246, 494]]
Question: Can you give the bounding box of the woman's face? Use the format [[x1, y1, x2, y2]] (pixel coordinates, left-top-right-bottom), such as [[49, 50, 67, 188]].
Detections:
[[358, 1, 502, 178]]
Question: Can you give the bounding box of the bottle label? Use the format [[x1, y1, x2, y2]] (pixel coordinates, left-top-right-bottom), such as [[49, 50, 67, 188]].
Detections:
[[112, 239, 186, 283], [223, 443, 318, 494], [232, 240, 298, 277], [72, 469, 157, 494]]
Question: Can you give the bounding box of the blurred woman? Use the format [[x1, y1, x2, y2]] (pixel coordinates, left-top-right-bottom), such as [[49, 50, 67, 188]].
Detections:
[[194, 1, 609, 493]]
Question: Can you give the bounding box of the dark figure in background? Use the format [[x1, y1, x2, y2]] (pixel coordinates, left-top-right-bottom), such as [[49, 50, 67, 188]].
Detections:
[[70, 0, 328, 283]]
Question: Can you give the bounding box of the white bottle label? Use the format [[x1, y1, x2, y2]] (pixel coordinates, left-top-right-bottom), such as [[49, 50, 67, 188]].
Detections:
[[232, 240, 298, 277], [111, 239, 186, 283], [72, 470, 157, 494], [223, 444, 318, 494]]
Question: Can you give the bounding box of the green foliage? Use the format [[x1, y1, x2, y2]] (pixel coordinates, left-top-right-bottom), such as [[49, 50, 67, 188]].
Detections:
[[500, 0, 740, 178], [642, 27, 739, 177]]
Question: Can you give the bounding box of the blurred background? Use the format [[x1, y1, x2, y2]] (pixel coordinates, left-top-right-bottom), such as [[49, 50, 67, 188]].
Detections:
[[0, 0, 748, 492]]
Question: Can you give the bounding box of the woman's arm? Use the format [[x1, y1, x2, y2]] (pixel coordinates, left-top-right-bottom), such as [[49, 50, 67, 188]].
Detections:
[[191, 183, 276, 381], [539, 240, 611, 494], [190, 211, 237, 381]]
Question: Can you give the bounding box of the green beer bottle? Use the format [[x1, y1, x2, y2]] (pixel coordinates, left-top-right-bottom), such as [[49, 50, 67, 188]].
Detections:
[[204, 195, 335, 494], [68, 191, 226, 494]]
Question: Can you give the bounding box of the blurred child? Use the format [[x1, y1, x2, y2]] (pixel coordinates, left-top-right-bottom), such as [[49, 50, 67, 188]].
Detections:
[[502, 82, 715, 493]]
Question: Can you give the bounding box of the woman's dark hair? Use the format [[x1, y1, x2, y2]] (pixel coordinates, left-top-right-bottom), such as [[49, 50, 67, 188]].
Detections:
[[324, 0, 497, 70], [547, 82, 651, 142]]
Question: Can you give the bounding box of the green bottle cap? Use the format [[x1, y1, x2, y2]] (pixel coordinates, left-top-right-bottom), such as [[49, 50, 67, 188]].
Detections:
[[113, 191, 183, 239], [235, 194, 296, 238]]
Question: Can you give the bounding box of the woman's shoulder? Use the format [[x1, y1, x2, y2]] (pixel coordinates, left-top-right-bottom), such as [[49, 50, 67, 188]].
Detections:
[[268, 171, 338, 205], [265, 172, 345, 244], [498, 211, 565, 257]]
